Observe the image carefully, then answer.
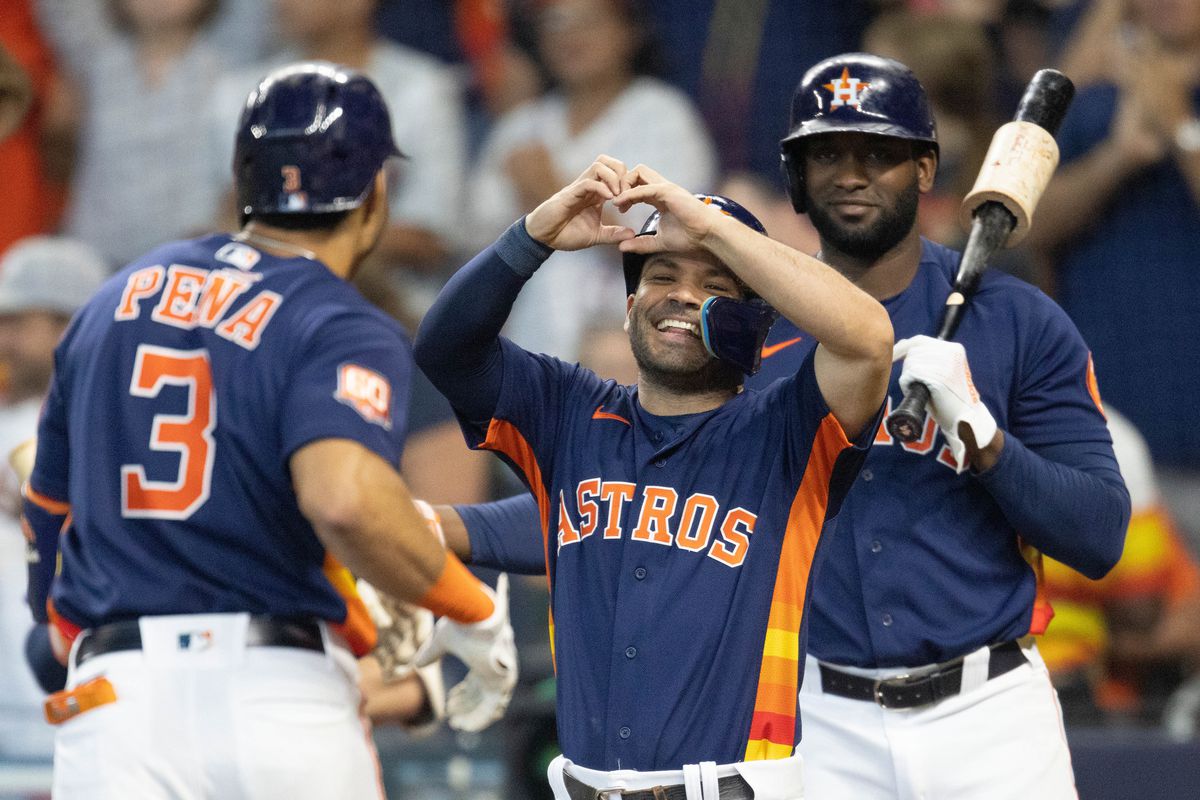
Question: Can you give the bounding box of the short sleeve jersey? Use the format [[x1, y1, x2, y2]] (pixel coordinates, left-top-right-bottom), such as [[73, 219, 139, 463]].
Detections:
[[32, 234, 412, 655], [756, 239, 1112, 667], [460, 340, 870, 770]]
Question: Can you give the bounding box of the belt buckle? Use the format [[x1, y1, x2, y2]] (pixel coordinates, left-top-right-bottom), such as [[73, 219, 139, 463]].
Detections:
[[872, 673, 910, 708]]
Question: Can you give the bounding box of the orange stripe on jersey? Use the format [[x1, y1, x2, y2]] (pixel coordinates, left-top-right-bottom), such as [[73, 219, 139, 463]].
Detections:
[[22, 483, 70, 516], [1018, 539, 1055, 635], [47, 600, 83, 645], [479, 418, 551, 568], [744, 414, 851, 761], [479, 418, 557, 668], [322, 553, 377, 657]]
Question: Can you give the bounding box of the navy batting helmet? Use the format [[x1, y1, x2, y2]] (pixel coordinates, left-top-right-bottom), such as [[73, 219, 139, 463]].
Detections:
[[779, 53, 937, 213], [233, 61, 402, 220], [621, 194, 768, 296]]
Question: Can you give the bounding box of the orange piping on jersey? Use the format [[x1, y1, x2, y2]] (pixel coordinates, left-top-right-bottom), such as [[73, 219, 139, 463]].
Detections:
[[1019, 539, 1055, 635], [47, 600, 83, 646], [478, 417, 555, 667], [22, 483, 70, 516], [1085, 354, 1105, 418], [744, 413, 851, 761], [323, 552, 377, 657]]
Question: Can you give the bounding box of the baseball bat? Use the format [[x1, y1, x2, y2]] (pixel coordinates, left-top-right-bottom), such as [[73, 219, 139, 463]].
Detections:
[[885, 68, 1075, 443]]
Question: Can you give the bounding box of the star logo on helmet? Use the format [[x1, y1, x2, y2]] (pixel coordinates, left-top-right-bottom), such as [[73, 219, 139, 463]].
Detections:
[[823, 67, 870, 110]]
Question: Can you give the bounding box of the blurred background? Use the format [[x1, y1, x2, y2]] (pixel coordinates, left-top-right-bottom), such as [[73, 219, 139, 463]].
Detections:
[[2, 0, 1200, 797]]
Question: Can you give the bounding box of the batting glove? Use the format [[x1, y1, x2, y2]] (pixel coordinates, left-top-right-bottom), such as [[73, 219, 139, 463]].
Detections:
[[357, 578, 446, 734], [414, 573, 518, 732], [893, 335, 997, 473]]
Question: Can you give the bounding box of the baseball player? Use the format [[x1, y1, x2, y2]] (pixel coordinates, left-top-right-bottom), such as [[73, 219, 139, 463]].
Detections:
[[20, 62, 516, 800], [413, 156, 893, 798], [447, 54, 1132, 799]]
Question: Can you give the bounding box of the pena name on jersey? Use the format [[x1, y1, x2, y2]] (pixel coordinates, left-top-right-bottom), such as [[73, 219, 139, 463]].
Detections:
[[29, 234, 412, 656]]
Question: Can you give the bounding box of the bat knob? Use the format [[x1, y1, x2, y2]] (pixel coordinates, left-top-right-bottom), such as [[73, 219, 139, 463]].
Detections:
[[886, 383, 932, 443]]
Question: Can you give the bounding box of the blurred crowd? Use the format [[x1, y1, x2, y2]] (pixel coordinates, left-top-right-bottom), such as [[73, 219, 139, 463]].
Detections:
[[1, 0, 1199, 768]]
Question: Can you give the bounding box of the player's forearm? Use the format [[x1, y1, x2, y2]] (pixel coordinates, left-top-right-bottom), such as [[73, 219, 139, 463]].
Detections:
[[293, 440, 494, 623], [21, 486, 67, 624], [453, 493, 547, 575], [413, 220, 550, 422], [704, 214, 893, 366], [974, 434, 1130, 579]]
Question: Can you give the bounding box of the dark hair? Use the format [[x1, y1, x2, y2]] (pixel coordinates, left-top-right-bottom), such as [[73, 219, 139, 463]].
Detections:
[[619, 0, 667, 79], [241, 210, 353, 231], [531, 0, 668, 81]]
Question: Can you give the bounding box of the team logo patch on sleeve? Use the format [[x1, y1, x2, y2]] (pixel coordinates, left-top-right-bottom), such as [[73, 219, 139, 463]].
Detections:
[[335, 364, 393, 429]]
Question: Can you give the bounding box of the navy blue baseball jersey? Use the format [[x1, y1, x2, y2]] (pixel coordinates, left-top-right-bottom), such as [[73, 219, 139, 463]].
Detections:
[[756, 238, 1119, 667], [28, 234, 412, 656], [458, 338, 869, 770]]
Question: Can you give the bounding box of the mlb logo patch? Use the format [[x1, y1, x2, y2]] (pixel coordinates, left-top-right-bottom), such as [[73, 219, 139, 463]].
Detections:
[[335, 364, 393, 429], [178, 630, 213, 651], [214, 242, 262, 270]]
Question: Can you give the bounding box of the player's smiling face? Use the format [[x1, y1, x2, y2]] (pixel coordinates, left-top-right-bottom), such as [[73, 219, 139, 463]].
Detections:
[[625, 252, 744, 393], [802, 132, 935, 261]]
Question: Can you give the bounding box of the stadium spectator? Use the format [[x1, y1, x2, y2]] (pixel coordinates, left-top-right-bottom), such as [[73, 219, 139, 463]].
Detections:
[[0, 1, 67, 254], [1027, 0, 1200, 546], [1042, 407, 1200, 727], [0, 237, 106, 760], [464, 0, 717, 361], [34, 0, 271, 269], [209, 0, 468, 319]]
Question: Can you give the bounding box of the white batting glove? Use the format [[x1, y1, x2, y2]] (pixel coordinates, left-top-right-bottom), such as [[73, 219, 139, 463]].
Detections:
[[414, 574, 518, 732], [893, 335, 998, 473]]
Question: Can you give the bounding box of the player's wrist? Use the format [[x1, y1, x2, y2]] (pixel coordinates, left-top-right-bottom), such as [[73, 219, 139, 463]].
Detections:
[[497, 218, 554, 279], [417, 554, 496, 624], [966, 427, 1004, 474]]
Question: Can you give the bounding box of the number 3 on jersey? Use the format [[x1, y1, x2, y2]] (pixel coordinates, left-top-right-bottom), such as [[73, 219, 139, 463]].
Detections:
[[121, 345, 217, 519]]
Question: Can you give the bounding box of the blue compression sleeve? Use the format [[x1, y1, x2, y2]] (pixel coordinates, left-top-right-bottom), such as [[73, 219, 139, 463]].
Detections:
[[975, 434, 1130, 580], [413, 220, 553, 423], [457, 493, 546, 575]]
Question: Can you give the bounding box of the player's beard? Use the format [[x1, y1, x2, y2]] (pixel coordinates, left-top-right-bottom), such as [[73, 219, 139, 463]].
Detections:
[[626, 301, 743, 395], [806, 179, 919, 261]]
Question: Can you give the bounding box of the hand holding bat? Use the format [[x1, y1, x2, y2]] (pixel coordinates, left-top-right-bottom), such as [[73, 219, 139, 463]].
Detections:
[[886, 69, 1076, 442]]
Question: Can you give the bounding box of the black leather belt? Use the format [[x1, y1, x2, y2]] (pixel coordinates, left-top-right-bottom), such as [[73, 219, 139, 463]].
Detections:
[[74, 617, 325, 667], [563, 771, 754, 800], [818, 640, 1027, 710]]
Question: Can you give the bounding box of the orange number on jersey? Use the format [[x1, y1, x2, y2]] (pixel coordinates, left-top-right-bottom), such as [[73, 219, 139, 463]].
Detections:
[[121, 346, 217, 519]]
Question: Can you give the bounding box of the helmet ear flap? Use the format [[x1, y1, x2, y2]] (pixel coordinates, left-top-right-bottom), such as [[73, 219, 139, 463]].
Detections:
[[780, 145, 806, 214]]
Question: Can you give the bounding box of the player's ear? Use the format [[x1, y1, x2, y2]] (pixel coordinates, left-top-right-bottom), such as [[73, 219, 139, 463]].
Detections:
[[623, 295, 634, 332], [367, 170, 388, 220], [916, 146, 938, 194], [356, 170, 390, 245]]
